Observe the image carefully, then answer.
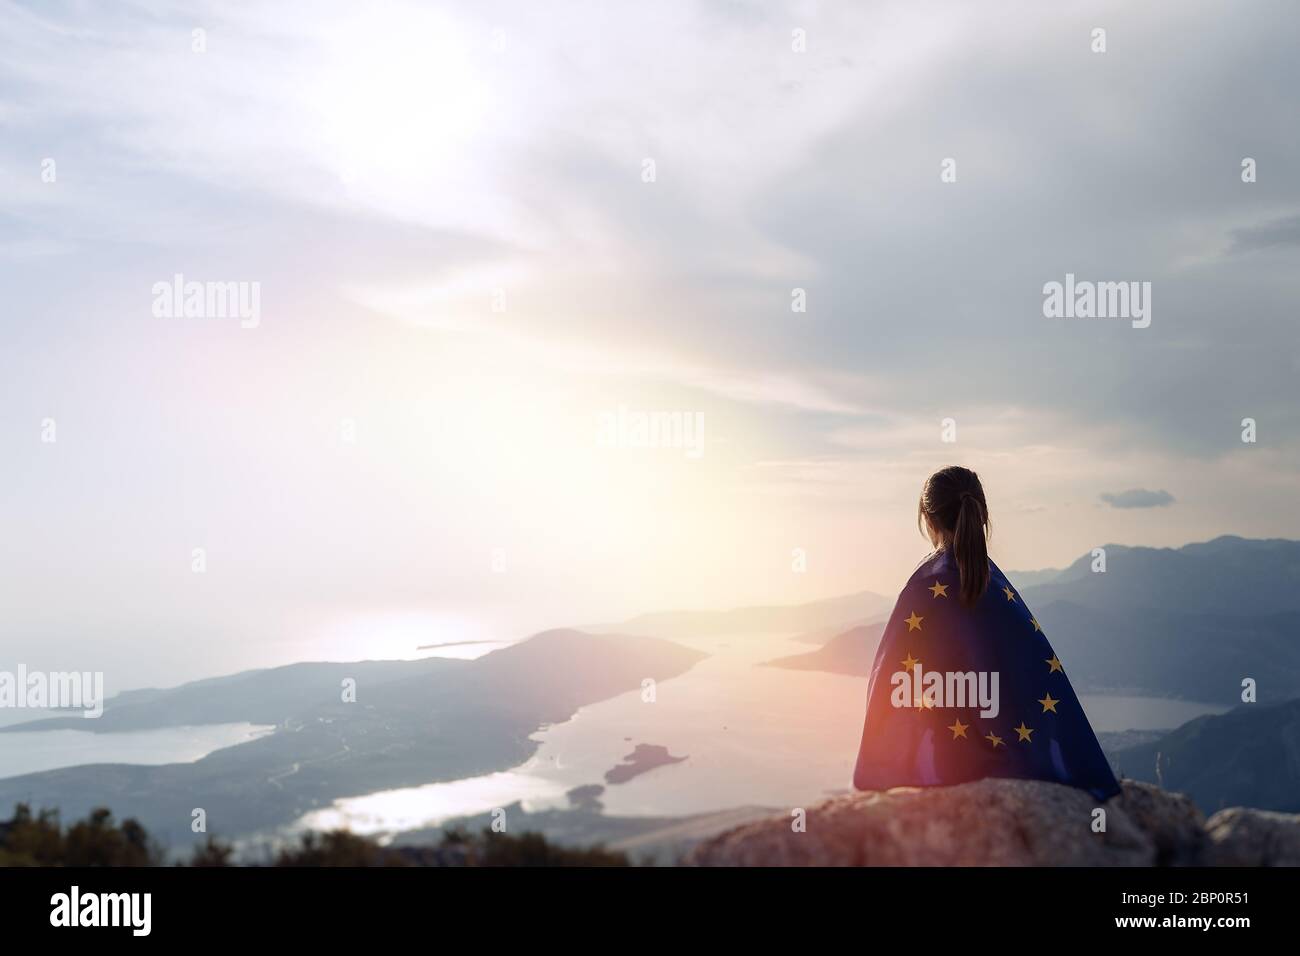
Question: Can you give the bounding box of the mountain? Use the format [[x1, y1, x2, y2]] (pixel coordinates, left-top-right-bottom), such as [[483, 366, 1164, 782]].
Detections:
[[762, 623, 885, 675], [1016, 537, 1300, 703], [1026, 602, 1300, 703], [0, 630, 706, 849], [607, 590, 891, 639], [1111, 699, 1300, 813], [687, 778, 1300, 866], [1003, 566, 1065, 588], [1018, 536, 1300, 615], [4, 658, 457, 733]]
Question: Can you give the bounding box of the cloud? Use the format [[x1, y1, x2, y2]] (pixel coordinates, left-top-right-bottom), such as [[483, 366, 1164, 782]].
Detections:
[[1226, 213, 1300, 254], [5, 0, 1300, 454], [3, 0, 1300, 687], [1099, 489, 1176, 509]]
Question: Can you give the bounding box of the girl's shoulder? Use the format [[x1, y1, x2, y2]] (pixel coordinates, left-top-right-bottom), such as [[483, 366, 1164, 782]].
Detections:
[[900, 552, 1013, 597]]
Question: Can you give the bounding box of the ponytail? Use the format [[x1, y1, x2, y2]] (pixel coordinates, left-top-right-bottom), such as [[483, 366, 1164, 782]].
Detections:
[[952, 492, 990, 606], [917, 466, 991, 607]]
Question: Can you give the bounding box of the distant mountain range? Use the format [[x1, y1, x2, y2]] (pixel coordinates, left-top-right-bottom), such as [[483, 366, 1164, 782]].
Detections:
[[764, 536, 1300, 705], [607, 590, 892, 639], [1017, 536, 1300, 616], [1112, 699, 1300, 813], [0, 630, 705, 849]]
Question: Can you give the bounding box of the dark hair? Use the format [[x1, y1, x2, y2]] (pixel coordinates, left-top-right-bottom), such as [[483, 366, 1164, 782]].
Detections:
[[917, 466, 990, 607]]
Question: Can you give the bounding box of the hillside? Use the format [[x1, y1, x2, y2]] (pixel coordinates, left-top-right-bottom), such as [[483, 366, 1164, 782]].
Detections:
[[3, 657, 460, 733], [1031, 603, 1300, 703], [762, 622, 884, 675], [0, 630, 707, 849], [1018, 536, 1300, 616], [1112, 699, 1300, 813]]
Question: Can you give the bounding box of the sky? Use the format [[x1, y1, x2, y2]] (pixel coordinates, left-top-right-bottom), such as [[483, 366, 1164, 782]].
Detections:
[[2, 0, 1299, 688]]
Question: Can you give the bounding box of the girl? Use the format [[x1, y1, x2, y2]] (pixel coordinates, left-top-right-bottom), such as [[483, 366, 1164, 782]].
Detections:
[[852, 466, 1120, 800]]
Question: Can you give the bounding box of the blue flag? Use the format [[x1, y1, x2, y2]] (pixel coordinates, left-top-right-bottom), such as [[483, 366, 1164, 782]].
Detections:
[[853, 550, 1120, 801]]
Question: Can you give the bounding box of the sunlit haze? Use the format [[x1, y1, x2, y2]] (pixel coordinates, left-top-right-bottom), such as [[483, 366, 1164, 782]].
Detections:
[[4, 0, 1299, 690]]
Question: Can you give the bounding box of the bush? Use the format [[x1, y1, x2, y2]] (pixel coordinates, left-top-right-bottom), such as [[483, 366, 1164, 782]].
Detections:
[[1, 805, 629, 867], [0, 803, 162, 866]]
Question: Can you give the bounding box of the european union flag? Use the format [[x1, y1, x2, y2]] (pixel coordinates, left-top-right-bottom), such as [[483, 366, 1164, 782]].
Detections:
[[853, 550, 1120, 801]]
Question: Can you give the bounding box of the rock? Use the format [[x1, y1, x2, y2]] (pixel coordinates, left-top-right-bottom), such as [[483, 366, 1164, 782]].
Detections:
[[1112, 779, 1206, 865], [689, 778, 1151, 866], [1202, 807, 1300, 866], [686, 777, 1300, 866]]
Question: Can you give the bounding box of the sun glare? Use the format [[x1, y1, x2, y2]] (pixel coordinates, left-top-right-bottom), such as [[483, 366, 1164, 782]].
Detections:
[[306, 9, 489, 191]]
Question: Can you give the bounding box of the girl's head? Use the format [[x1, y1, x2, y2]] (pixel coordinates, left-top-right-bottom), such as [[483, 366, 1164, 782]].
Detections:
[[918, 466, 990, 606]]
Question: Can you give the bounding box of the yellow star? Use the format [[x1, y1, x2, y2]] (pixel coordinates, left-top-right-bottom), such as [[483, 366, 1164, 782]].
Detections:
[[904, 611, 924, 632], [1002, 586, 1016, 602], [901, 653, 920, 673], [948, 718, 968, 739], [1030, 617, 1041, 632], [1014, 722, 1034, 742], [1045, 656, 1063, 673], [929, 581, 949, 599], [985, 732, 1004, 748], [1038, 693, 1059, 713]]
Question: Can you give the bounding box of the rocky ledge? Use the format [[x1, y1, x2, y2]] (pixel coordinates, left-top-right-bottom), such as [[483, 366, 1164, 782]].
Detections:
[[687, 779, 1300, 866]]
